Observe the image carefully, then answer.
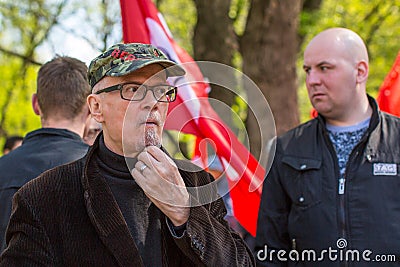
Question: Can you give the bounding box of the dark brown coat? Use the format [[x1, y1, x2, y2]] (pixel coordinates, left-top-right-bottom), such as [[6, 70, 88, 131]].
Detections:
[[0, 139, 254, 266]]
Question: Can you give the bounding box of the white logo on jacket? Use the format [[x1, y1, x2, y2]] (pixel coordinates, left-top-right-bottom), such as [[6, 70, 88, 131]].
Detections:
[[373, 163, 397, 176]]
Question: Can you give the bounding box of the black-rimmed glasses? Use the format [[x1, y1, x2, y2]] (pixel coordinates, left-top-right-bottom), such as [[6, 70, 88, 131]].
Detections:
[[95, 82, 178, 102]]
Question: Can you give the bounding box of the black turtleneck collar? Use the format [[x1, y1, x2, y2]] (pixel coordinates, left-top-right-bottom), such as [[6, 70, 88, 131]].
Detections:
[[96, 136, 137, 180]]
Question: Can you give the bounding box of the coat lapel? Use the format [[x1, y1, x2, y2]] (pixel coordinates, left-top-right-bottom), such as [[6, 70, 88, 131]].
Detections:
[[81, 146, 144, 267]]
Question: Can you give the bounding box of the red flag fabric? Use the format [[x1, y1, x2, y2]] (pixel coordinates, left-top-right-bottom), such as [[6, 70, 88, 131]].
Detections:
[[377, 52, 400, 117], [119, 0, 266, 236]]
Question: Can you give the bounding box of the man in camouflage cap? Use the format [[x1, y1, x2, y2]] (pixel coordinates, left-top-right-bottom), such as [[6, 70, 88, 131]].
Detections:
[[1, 43, 255, 266]]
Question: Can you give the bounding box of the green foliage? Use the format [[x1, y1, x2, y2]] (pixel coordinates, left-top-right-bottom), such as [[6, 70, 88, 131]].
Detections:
[[158, 0, 196, 55], [0, 56, 40, 154], [8, 67, 40, 134], [229, 0, 250, 36], [0, 1, 62, 52], [298, 0, 400, 122], [0, 0, 59, 147]]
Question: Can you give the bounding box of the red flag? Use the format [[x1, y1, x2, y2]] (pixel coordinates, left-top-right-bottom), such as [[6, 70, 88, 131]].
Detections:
[[119, 0, 266, 236], [377, 52, 400, 117]]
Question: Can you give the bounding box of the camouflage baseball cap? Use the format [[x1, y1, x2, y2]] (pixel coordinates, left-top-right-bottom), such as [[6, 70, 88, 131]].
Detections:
[[88, 43, 185, 88]]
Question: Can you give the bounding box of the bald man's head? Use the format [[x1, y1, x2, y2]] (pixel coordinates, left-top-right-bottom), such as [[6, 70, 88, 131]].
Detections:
[[303, 28, 371, 125], [305, 27, 368, 64]]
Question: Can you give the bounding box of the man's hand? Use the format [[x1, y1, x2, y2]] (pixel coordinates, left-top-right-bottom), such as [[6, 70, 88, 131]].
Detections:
[[131, 146, 190, 226]]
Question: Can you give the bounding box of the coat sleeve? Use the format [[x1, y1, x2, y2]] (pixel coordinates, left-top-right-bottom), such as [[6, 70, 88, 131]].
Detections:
[[254, 142, 291, 267], [0, 190, 55, 267], [171, 171, 255, 267]]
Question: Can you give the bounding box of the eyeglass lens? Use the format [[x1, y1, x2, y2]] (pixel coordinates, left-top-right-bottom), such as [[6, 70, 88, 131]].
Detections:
[[121, 84, 176, 102]]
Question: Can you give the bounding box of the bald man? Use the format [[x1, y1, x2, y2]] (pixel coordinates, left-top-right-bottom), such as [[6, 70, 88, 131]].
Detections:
[[255, 28, 400, 266]]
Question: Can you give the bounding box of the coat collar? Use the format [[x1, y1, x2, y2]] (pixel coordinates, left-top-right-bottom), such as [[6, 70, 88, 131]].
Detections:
[[24, 127, 84, 142], [316, 94, 383, 162], [316, 94, 380, 133]]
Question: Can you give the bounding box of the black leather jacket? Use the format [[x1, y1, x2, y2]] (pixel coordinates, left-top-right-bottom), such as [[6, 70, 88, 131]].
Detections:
[[0, 128, 88, 251], [255, 96, 400, 267]]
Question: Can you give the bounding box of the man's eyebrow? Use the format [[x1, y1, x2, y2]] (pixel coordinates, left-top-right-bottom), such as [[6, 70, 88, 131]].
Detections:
[[316, 61, 333, 67], [303, 61, 332, 69]]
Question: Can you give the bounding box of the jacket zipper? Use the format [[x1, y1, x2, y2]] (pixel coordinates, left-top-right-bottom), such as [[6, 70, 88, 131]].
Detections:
[[325, 132, 353, 267], [338, 135, 368, 267], [324, 132, 347, 267], [338, 174, 347, 267], [338, 178, 345, 194], [338, 175, 346, 239]]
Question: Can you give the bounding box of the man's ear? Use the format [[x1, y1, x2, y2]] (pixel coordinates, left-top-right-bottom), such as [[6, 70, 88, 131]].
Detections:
[[356, 60, 369, 83], [87, 94, 104, 123], [31, 93, 41, 115]]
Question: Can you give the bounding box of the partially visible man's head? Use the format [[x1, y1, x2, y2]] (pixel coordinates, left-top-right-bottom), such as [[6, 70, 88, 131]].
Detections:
[[83, 117, 102, 146], [2, 135, 23, 155], [36, 56, 91, 121], [87, 43, 185, 156]]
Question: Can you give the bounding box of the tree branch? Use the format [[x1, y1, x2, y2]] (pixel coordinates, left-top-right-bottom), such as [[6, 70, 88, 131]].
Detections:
[[0, 46, 42, 66]]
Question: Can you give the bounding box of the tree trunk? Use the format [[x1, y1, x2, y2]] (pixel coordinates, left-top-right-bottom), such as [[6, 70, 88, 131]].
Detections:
[[193, 0, 238, 132], [302, 0, 323, 10], [241, 0, 301, 157]]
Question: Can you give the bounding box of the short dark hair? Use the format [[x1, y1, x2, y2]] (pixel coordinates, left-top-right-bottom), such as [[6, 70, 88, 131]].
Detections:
[[3, 135, 23, 153], [36, 56, 91, 120]]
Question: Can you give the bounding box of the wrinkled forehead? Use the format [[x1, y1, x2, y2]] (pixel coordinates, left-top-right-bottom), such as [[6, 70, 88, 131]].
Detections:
[[116, 64, 168, 83]]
